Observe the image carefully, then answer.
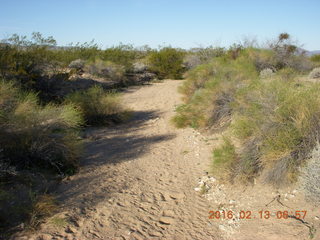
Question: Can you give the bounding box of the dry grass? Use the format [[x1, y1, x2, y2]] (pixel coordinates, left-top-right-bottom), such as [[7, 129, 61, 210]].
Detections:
[[173, 48, 320, 185], [0, 80, 83, 174], [65, 85, 131, 126], [28, 194, 57, 230]]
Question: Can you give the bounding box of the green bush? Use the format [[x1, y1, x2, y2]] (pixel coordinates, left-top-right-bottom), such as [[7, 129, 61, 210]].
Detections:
[[0, 80, 83, 174], [174, 46, 320, 185], [174, 53, 258, 129], [148, 47, 185, 79], [310, 54, 320, 63], [102, 44, 144, 71], [0, 33, 59, 88], [65, 85, 130, 125], [211, 137, 237, 180]]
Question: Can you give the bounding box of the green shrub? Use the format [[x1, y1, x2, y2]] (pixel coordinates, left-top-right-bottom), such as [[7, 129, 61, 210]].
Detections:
[[211, 138, 237, 180], [310, 54, 320, 63], [65, 85, 130, 125], [174, 53, 258, 129], [102, 44, 142, 71], [0, 80, 83, 174], [148, 47, 185, 79], [0, 33, 59, 88], [174, 46, 320, 185]]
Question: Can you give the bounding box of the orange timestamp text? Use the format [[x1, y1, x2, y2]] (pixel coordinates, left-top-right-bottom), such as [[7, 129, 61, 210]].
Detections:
[[209, 210, 307, 220]]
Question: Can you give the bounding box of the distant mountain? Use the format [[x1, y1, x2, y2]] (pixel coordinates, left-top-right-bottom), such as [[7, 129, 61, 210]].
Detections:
[[306, 50, 320, 56]]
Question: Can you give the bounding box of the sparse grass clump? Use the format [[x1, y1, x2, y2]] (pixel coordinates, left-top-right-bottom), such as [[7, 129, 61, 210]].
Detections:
[[173, 52, 258, 129], [28, 194, 57, 229], [65, 85, 130, 126], [0, 80, 83, 174], [211, 138, 237, 180], [173, 43, 320, 185]]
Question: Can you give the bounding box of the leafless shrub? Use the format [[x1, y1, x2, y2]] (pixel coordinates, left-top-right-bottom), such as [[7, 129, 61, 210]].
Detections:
[[263, 155, 291, 185], [86, 60, 125, 82], [209, 92, 233, 128], [132, 62, 148, 73], [309, 67, 320, 79], [236, 138, 262, 182], [183, 54, 202, 69], [68, 59, 85, 71], [260, 68, 274, 78]]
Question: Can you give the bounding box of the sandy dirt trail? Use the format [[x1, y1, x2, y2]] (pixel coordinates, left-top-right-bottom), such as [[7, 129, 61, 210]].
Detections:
[[29, 80, 220, 240], [21, 80, 320, 240]]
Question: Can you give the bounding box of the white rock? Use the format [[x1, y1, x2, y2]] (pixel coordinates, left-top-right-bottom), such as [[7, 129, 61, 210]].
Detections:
[[219, 225, 226, 231], [209, 177, 216, 182]]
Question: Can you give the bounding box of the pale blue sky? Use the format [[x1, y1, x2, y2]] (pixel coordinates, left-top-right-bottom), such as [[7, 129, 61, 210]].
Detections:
[[0, 0, 319, 50]]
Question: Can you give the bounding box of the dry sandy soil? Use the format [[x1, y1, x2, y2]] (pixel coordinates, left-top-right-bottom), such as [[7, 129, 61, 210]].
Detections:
[[14, 80, 320, 240]]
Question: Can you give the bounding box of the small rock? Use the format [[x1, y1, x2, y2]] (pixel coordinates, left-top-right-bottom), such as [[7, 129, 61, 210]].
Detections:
[[163, 210, 175, 217], [219, 225, 226, 231], [229, 200, 236, 204], [315, 216, 319, 220], [117, 200, 130, 207], [209, 177, 216, 182], [73, 219, 83, 228], [89, 230, 102, 238], [159, 217, 174, 225], [148, 231, 162, 237], [169, 192, 184, 200], [65, 226, 77, 234], [161, 192, 170, 201]]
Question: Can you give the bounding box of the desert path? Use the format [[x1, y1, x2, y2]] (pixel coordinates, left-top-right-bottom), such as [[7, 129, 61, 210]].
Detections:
[[29, 80, 220, 240]]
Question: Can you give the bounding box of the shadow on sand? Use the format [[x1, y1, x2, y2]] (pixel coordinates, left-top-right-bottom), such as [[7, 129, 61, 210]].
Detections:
[[54, 110, 175, 210]]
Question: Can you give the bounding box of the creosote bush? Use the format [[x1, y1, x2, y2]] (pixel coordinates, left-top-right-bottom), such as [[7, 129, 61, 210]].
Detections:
[[65, 85, 131, 125], [310, 54, 320, 64], [148, 47, 185, 79]]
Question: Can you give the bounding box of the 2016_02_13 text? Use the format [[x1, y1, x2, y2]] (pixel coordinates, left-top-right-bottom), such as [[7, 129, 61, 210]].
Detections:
[[208, 210, 307, 220]]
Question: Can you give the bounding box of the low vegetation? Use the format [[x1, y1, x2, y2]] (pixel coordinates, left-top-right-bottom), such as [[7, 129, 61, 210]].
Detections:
[[173, 34, 320, 191], [0, 32, 189, 236], [148, 47, 186, 79], [65, 85, 131, 126], [0, 80, 83, 174], [1, 31, 319, 235]]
